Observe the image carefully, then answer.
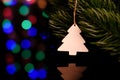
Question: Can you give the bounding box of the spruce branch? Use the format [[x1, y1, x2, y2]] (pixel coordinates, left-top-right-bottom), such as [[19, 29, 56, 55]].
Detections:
[[48, 0, 120, 60]]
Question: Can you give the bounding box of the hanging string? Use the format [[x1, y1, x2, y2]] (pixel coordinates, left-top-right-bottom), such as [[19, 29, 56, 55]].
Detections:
[[73, 0, 78, 26]]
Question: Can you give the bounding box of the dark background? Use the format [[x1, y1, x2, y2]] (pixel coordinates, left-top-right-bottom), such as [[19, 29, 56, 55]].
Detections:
[[0, 0, 120, 80]]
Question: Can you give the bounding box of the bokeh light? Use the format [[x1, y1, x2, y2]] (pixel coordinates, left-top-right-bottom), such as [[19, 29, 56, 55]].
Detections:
[[12, 44, 21, 54], [5, 54, 14, 64], [19, 5, 30, 16], [37, 0, 47, 9], [6, 39, 16, 51], [24, 63, 34, 73], [14, 62, 21, 71], [6, 40, 20, 54], [23, 0, 36, 5], [42, 11, 49, 18], [40, 32, 49, 40], [28, 15, 37, 24], [6, 64, 16, 75], [2, 19, 14, 34], [27, 27, 37, 37], [1, 0, 48, 79], [21, 20, 32, 30], [21, 50, 32, 59], [38, 68, 47, 79], [2, 0, 17, 6], [28, 69, 38, 79], [35, 51, 45, 61], [21, 39, 31, 49], [3, 7, 13, 19]]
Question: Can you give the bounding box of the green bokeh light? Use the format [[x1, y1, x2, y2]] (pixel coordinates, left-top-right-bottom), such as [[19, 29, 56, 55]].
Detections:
[[14, 62, 21, 71], [35, 51, 45, 61], [24, 63, 34, 73], [21, 50, 31, 59], [12, 44, 21, 54], [21, 20, 32, 30], [2, 19, 10, 27], [19, 5, 29, 16], [42, 11, 49, 18]]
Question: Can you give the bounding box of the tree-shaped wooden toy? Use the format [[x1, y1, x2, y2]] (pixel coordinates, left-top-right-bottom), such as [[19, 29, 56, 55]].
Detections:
[[58, 24, 88, 55]]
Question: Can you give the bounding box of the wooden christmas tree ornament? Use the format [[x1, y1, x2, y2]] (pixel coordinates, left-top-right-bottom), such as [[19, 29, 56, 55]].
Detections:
[[57, 0, 88, 55]]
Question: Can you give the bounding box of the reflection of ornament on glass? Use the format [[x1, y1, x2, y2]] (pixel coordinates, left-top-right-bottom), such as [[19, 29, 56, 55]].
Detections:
[[58, 24, 89, 55], [37, 0, 47, 9], [57, 63, 87, 80]]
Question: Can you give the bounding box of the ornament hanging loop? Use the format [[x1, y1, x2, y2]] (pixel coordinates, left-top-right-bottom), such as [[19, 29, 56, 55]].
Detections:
[[73, 0, 78, 26]]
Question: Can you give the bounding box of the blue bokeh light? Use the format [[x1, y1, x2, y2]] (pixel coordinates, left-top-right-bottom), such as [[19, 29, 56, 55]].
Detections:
[[21, 39, 31, 49], [40, 32, 49, 40], [2, 19, 14, 34], [38, 68, 47, 79], [6, 64, 16, 75], [6, 40, 16, 50], [28, 70, 38, 79], [2, 0, 17, 6], [27, 27, 37, 37]]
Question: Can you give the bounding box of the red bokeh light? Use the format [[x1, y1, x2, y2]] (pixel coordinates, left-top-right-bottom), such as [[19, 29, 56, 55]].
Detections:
[[3, 7, 13, 20], [5, 53, 14, 64], [28, 15, 37, 24]]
